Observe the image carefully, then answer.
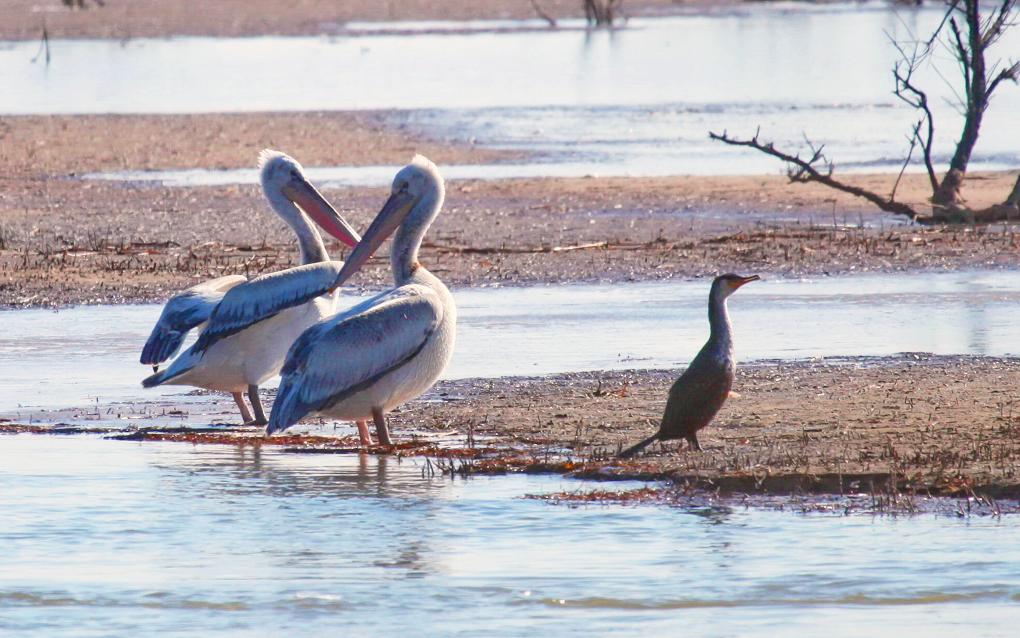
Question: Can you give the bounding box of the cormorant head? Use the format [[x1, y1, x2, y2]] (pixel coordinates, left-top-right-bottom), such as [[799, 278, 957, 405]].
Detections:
[[711, 273, 760, 299]]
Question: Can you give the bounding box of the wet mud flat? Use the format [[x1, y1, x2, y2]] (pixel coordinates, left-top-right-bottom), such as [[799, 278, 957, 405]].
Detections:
[[7, 355, 1020, 509]]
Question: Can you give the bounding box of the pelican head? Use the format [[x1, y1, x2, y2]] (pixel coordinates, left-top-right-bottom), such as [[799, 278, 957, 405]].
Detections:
[[711, 273, 760, 300], [259, 149, 360, 248], [329, 155, 445, 290]]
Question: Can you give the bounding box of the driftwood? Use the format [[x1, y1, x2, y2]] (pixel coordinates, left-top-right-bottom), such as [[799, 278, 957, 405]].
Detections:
[[421, 240, 671, 255]]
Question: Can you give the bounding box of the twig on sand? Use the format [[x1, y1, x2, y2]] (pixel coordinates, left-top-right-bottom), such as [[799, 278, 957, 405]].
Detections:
[[552, 241, 609, 252], [422, 240, 616, 255]]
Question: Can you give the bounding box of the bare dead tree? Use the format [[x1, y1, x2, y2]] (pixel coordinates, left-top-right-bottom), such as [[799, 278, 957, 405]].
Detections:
[[930, 0, 1019, 206], [584, 0, 621, 27], [710, 0, 1019, 224]]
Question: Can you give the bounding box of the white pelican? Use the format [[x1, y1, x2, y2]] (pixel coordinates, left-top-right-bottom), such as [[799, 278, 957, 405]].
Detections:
[[142, 150, 361, 424], [267, 155, 455, 446]]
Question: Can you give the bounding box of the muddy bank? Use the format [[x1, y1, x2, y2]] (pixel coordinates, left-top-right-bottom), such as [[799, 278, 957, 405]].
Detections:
[[3, 169, 1020, 306], [2, 0, 744, 40], [7, 355, 1020, 499], [386, 355, 1020, 499]]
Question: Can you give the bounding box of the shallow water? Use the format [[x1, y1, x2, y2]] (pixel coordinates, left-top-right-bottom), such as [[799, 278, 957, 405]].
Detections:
[[2, 269, 1020, 413], [1, 434, 1019, 636], [7, 5, 1020, 174]]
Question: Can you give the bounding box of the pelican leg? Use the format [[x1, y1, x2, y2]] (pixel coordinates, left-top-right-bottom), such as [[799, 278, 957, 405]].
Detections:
[[248, 384, 268, 426], [372, 407, 393, 447], [355, 420, 373, 447], [232, 392, 254, 424]]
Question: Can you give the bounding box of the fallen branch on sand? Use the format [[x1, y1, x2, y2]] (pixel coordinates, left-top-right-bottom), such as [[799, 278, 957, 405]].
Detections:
[[424, 238, 612, 254]]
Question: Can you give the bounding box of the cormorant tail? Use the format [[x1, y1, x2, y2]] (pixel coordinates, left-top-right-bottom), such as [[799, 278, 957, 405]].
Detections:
[[619, 433, 659, 458]]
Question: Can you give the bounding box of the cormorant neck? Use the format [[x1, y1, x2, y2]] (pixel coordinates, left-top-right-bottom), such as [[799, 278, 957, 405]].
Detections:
[[708, 290, 733, 349], [265, 188, 329, 265]]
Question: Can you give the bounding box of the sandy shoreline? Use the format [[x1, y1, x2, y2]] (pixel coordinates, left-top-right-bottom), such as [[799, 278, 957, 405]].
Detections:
[[2, 0, 743, 40], [6, 354, 1020, 500], [0, 112, 514, 175]]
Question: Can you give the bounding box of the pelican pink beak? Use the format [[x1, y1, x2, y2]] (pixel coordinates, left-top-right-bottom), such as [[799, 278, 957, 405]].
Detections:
[[282, 179, 361, 249], [329, 188, 417, 292]]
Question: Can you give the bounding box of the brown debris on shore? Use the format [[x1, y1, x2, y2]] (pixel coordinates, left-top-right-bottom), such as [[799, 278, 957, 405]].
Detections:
[[3, 170, 1020, 306]]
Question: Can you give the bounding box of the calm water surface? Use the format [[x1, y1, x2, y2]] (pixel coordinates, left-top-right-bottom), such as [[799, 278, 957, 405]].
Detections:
[[3, 270, 1020, 412], [6, 7, 1020, 635], [5, 5, 1019, 174], [1, 435, 1019, 636]]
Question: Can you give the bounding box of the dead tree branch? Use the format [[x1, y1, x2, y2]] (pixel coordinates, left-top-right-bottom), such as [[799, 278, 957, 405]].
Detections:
[[708, 130, 921, 220], [529, 0, 557, 27], [891, 38, 939, 192], [1006, 174, 1020, 207], [30, 24, 51, 65], [583, 0, 621, 27], [891, 123, 921, 202]]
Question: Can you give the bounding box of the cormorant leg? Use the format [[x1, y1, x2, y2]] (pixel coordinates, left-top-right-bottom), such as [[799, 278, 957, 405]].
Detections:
[[687, 434, 702, 452], [232, 392, 254, 424], [356, 420, 373, 447], [248, 384, 268, 426], [372, 407, 393, 447]]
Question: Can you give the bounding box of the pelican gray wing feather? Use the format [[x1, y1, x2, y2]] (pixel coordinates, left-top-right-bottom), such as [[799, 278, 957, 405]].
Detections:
[[140, 275, 246, 365], [192, 261, 343, 354], [267, 285, 443, 434]]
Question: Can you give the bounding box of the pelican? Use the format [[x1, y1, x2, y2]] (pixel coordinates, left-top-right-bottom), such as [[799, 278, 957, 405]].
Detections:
[[267, 155, 455, 446], [141, 150, 361, 424]]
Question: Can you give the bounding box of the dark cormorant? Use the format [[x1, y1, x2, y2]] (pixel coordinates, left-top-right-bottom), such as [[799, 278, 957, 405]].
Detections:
[[620, 273, 759, 457]]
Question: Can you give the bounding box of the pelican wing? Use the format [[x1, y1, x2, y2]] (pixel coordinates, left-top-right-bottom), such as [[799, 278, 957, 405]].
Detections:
[[140, 275, 246, 365], [267, 285, 443, 434], [192, 261, 343, 354]]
